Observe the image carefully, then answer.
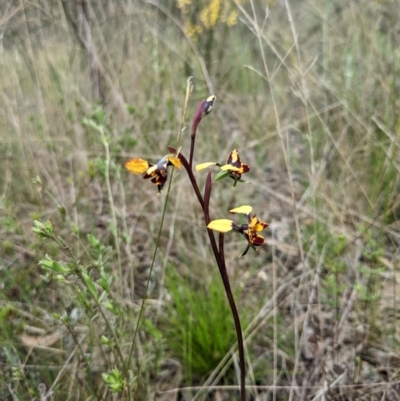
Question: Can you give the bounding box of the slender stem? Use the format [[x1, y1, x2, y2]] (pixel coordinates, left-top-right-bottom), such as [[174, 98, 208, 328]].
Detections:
[[61, 322, 99, 398], [217, 237, 246, 401], [189, 135, 196, 170], [99, 129, 123, 296], [189, 99, 206, 169], [175, 96, 246, 400], [126, 80, 193, 400], [126, 189, 170, 369], [218, 234, 225, 272], [177, 77, 193, 148], [203, 180, 245, 401], [168, 147, 204, 210], [178, 162, 246, 400]]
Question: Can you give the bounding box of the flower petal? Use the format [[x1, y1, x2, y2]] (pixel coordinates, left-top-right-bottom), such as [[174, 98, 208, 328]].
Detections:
[[125, 158, 149, 174], [156, 156, 169, 170], [249, 216, 268, 232], [240, 163, 250, 173], [195, 162, 218, 171], [229, 205, 253, 215], [220, 164, 240, 172], [207, 219, 234, 233], [143, 165, 158, 178], [251, 234, 265, 246], [226, 149, 240, 165], [149, 169, 167, 184], [167, 156, 182, 169]]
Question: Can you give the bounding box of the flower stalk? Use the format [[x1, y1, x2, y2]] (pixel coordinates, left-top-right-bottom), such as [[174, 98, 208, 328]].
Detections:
[[124, 91, 268, 401], [169, 96, 247, 401]]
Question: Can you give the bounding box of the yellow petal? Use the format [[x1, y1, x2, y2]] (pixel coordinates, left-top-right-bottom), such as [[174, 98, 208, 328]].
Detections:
[[207, 219, 234, 233], [228, 149, 239, 164], [195, 162, 217, 171], [249, 216, 268, 231], [220, 164, 240, 171], [229, 205, 253, 215], [168, 156, 182, 169], [125, 158, 149, 174]]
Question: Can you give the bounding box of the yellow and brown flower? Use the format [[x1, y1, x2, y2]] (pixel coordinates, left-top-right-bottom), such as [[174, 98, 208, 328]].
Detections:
[[207, 205, 268, 256], [125, 154, 181, 192], [195, 149, 250, 186]]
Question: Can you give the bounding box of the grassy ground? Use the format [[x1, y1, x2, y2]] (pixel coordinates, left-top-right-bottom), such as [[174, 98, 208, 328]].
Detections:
[[1, 0, 400, 400]]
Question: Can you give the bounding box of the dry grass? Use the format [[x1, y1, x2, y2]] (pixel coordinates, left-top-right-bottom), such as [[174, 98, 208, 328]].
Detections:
[[1, 0, 400, 400]]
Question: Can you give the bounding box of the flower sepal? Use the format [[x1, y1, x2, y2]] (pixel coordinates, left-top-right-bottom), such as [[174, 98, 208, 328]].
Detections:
[[207, 219, 234, 233], [195, 149, 250, 187], [214, 170, 249, 186], [196, 162, 218, 171], [207, 205, 268, 257], [214, 170, 230, 182], [125, 154, 182, 193]]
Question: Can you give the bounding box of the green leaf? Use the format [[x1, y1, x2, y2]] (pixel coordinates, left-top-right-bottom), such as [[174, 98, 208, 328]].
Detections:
[[39, 255, 70, 274], [98, 272, 111, 292], [214, 170, 230, 182], [82, 271, 99, 302], [125, 104, 136, 114], [58, 206, 66, 220], [102, 300, 120, 315], [102, 367, 124, 393], [92, 106, 106, 125], [101, 335, 111, 346], [82, 118, 103, 133], [32, 220, 53, 239]]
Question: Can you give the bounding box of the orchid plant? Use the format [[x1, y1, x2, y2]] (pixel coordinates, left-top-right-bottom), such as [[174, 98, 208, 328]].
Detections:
[[125, 87, 268, 401]]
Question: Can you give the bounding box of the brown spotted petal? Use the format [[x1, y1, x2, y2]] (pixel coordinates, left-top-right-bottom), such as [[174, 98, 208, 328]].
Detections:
[[249, 215, 268, 232], [209, 205, 269, 256], [126, 154, 181, 193], [221, 149, 250, 179], [245, 230, 265, 246]]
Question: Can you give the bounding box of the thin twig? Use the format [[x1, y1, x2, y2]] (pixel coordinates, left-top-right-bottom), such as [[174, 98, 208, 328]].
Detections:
[[99, 129, 123, 296], [126, 78, 193, 399]]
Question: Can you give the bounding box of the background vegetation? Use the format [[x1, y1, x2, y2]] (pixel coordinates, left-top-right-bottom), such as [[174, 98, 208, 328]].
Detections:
[[1, 0, 400, 400]]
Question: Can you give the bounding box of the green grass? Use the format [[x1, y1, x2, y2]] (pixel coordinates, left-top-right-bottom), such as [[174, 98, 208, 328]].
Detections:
[[162, 267, 250, 383], [1, 0, 400, 400]]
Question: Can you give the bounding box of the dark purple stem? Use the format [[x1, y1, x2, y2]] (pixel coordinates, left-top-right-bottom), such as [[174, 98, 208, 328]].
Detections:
[[170, 152, 246, 401], [168, 97, 246, 400], [203, 171, 213, 222], [218, 233, 225, 269], [189, 99, 205, 169], [168, 146, 204, 210]]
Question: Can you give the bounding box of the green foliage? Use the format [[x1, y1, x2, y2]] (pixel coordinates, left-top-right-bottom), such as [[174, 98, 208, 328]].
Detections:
[[30, 220, 133, 398], [32, 220, 54, 239], [358, 225, 385, 262], [102, 367, 124, 393], [320, 233, 349, 307], [163, 268, 246, 382], [39, 254, 71, 275], [321, 273, 347, 309], [355, 264, 385, 304]]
